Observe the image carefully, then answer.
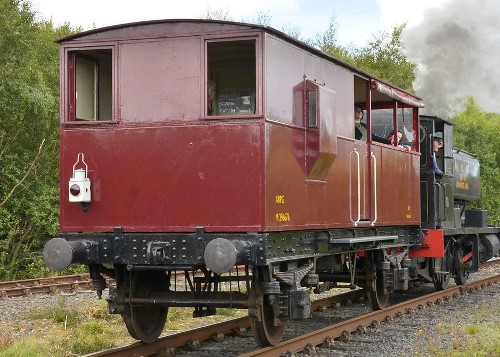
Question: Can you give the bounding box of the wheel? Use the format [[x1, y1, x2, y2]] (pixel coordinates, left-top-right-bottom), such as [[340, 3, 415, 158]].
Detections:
[[367, 269, 389, 310], [453, 246, 469, 286], [249, 282, 285, 347], [122, 271, 169, 343], [366, 251, 389, 310], [432, 255, 450, 290]]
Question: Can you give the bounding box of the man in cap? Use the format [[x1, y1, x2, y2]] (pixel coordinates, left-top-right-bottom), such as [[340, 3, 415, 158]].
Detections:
[[433, 135, 444, 178]]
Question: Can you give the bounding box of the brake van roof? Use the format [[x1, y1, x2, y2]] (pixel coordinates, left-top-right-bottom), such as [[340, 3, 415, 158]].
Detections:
[[58, 19, 423, 107]]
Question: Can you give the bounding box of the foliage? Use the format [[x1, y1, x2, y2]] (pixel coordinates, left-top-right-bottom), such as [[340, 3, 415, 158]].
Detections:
[[350, 24, 416, 92], [248, 10, 272, 27], [450, 97, 500, 223], [314, 14, 353, 64], [316, 19, 415, 92], [0, 0, 76, 280]]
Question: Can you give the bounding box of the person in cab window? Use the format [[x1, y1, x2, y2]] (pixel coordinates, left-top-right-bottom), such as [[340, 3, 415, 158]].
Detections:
[[354, 106, 367, 140], [354, 106, 391, 144], [387, 130, 411, 151], [433, 136, 444, 178], [207, 80, 217, 115]]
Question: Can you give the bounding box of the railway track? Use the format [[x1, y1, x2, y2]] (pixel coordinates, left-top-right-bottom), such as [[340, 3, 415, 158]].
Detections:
[[243, 273, 500, 357], [0, 266, 243, 299], [81, 288, 367, 357], [82, 271, 499, 357], [2, 259, 498, 356], [6, 259, 495, 300], [0, 273, 102, 298]]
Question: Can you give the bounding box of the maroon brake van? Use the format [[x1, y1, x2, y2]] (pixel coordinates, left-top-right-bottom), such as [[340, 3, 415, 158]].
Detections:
[[46, 20, 426, 345], [58, 20, 422, 234]]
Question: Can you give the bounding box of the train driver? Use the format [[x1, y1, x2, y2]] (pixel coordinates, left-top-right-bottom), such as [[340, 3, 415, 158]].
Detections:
[[433, 136, 444, 178]]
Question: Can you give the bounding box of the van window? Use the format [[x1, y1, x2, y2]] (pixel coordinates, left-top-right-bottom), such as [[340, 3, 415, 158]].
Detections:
[[207, 40, 256, 116], [68, 49, 113, 121]]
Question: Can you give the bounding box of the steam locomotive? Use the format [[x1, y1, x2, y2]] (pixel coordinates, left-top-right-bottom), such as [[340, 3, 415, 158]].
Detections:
[[43, 19, 500, 346]]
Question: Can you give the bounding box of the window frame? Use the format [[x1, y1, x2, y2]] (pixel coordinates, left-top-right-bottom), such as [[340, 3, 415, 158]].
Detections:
[[74, 54, 98, 121], [63, 44, 118, 125], [201, 34, 262, 120], [304, 79, 320, 128]]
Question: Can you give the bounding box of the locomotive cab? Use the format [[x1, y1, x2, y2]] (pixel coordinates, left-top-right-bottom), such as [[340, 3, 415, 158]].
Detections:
[[414, 115, 499, 290]]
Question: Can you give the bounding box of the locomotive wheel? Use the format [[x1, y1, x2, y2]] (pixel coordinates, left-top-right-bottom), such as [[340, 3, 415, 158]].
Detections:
[[432, 256, 450, 290], [366, 251, 389, 310], [122, 271, 169, 343], [249, 282, 285, 347], [453, 246, 469, 286]]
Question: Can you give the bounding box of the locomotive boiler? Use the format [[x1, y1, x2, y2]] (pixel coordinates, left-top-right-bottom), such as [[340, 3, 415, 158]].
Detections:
[[43, 20, 500, 346]]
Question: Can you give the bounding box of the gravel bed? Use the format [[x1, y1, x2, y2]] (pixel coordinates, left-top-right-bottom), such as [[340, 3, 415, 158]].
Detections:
[[170, 263, 500, 357], [308, 264, 500, 357], [0, 288, 107, 340], [0, 263, 498, 356]]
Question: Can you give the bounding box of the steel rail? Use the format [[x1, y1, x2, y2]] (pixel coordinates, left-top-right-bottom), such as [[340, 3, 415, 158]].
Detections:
[[81, 259, 499, 357], [81, 288, 366, 357], [240, 273, 500, 357], [0, 274, 97, 298], [0, 265, 246, 299]]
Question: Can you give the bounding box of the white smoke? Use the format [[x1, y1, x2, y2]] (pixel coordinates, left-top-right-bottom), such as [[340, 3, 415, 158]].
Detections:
[[403, 0, 500, 118]]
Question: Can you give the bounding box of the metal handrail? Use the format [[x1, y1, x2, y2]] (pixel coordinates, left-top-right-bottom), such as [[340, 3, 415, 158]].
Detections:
[[370, 151, 378, 226], [350, 148, 361, 226]]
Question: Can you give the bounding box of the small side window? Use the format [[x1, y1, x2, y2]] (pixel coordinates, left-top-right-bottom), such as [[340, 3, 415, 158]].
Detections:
[[68, 49, 113, 121], [307, 90, 318, 127]]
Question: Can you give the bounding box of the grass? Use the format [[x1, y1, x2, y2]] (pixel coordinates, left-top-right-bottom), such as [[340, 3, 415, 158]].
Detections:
[[0, 297, 129, 357], [413, 301, 500, 356], [0, 295, 246, 357]]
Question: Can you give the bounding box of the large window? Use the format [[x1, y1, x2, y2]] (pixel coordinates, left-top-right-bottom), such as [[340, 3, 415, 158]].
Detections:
[[206, 40, 256, 116], [353, 76, 420, 150], [69, 49, 113, 121]]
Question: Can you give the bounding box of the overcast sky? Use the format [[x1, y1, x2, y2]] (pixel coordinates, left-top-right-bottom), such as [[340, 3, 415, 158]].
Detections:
[[28, 0, 451, 46]]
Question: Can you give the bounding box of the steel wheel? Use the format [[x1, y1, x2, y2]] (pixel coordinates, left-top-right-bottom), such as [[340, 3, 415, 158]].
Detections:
[[249, 282, 285, 347], [122, 271, 169, 343], [453, 246, 469, 286], [432, 255, 450, 290], [366, 251, 389, 310], [367, 269, 389, 310]]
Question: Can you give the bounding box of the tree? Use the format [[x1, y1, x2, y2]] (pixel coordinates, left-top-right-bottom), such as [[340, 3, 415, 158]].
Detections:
[[315, 14, 353, 64], [198, 5, 233, 21], [0, 0, 75, 279], [246, 10, 272, 27], [451, 97, 500, 223], [352, 24, 416, 92], [317, 19, 416, 92]]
